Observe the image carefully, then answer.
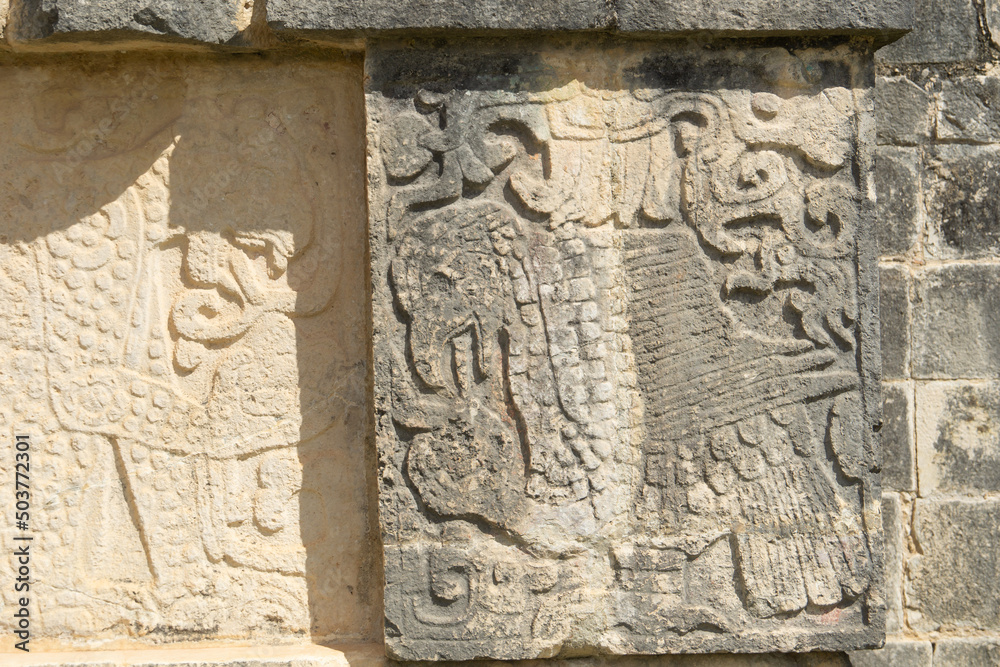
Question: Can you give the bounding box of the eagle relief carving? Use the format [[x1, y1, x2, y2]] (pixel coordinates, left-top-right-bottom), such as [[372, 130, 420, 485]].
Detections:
[[369, 42, 883, 659]]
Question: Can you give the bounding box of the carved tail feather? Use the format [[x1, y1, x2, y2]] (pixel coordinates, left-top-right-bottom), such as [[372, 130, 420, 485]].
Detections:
[[732, 435, 870, 617]]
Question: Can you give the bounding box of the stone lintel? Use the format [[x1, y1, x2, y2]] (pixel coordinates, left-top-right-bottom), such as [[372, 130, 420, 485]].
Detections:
[[3, 0, 912, 49]]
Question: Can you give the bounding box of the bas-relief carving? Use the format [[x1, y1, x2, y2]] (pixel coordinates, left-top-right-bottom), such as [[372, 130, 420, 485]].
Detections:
[[0, 61, 376, 645], [370, 45, 883, 659]]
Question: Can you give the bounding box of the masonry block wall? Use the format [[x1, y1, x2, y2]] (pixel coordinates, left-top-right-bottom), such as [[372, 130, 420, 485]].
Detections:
[[0, 0, 998, 664], [867, 0, 1000, 664]]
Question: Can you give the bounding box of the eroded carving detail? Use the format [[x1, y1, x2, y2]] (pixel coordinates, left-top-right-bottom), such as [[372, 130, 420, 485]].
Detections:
[[372, 46, 882, 659], [0, 65, 372, 642]]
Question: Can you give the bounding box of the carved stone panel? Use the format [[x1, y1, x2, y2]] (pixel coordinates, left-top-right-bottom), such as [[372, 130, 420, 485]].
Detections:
[[0, 57, 378, 647], [368, 40, 884, 659]]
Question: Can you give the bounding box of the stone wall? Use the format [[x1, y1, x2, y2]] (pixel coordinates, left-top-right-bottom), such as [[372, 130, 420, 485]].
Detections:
[[867, 0, 1000, 664], [0, 0, 996, 664]]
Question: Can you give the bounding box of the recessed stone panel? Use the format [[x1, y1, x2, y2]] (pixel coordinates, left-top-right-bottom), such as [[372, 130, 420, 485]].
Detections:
[[368, 40, 884, 660]]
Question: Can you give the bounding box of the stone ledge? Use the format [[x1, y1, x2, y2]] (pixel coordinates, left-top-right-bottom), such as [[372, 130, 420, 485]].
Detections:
[[1, 644, 385, 667], [3, 0, 912, 49], [269, 0, 913, 35]]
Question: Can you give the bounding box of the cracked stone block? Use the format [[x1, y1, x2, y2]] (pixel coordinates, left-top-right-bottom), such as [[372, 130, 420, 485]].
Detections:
[[875, 78, 932, 146], [934, 638, 1000, 666], [848, 639, 931, 667], [368, 39, 884, 660], [907, 499, 1000, 633], [911, 264, 1000, 379], [876, 0, 978, 63], [882, 383, 915, 493], [875, 147, 920, 258], [916, 381, 1000, 496], [937, 77, 1000, 143], [879, 265, 910, 379], [923, 145, 1000, 260]]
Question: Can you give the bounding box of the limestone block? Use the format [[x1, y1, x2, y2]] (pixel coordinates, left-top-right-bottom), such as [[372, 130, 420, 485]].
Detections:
[[5, 644, 383, 667], [6, 0, 248, 44], [368, 39, 884, 660], [923, 146, 1000, 260], [847, 640, 931, 667], [875, 148, 920, 258], [266, 0, 911, 34], [267, 0, 613, 31], [0, 55, 377, 647], [2, 648, 858, 667], [611, 0, 911, 33], [876, 0, 979, 63], [911, 264, 1000, 379], [990, 0, 1000, 49], [937, 77, 1000, 143], [875, 78, 932, 146], [916, 381, 1000, 496], [879, 265, 910, 379], [880, 494, 904, 634], [881, 383, 915, 493], [907, 499, 1000, 632], [934, 638, 1000, 666]]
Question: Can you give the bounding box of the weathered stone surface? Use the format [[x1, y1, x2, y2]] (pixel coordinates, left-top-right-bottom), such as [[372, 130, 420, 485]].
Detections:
[[6, 645, 382, 667], [934, 638, 1000, 667], [6, 0, 249, 44], [876, 0, 978, 63], [916, 381, 1000, 495], [4, 0, 912, 44], [875, 148, 920, 258], [881, 383, 915, 492], [879, 265, 910, 379], [911, 264, 1000, 379], [875, 78, 931, 146], [268, 0, 612, 31], [937, 77, 1000, 143], [613, 0, 911, 34], [907, 499, 1000, 632], [989, 0, 1000, 49], [0, 55, 379, 646], [880, 493, 904, 633], [1, 649, 857, 667], [266, 0, 911, 34], [847, 640, 931, 667], [368, 40, 883, 660], [923, 146, 1000, 260]]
